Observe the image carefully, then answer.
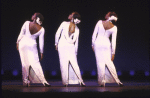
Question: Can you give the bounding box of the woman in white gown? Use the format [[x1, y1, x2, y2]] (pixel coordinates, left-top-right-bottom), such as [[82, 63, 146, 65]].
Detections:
[[16, 13, 50, 87], [92, 12, 123, 87], [55, 12, 86, 87]]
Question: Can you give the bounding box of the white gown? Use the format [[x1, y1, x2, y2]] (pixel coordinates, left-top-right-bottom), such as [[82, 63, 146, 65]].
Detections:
[[55, 21, 84, 85], [92, 20, 121, 85], [17, 21, 49, 85]]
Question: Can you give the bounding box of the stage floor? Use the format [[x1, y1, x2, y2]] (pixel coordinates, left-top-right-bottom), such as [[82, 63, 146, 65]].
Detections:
[[2, 80, 150, 98]]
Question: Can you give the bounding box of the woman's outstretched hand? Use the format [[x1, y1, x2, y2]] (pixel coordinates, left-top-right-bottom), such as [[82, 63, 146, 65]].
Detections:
[[92, 46, 94, 52], [40, 53, 44, 61], [111, 54, 115, 61], [55, 45, 58, 51]]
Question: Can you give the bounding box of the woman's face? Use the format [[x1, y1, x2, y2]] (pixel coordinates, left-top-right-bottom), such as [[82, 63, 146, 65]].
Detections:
[[68, 12, 75, 20], [31, 13, 36, 20]]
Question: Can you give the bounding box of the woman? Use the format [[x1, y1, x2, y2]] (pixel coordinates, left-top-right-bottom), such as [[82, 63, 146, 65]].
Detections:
[[16, 13, 50, 87], [92, 12, 123, 87], [55, 12, 86, 87]]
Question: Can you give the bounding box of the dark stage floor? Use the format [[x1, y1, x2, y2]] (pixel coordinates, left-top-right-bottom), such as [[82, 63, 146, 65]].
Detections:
[[2, 80, 150, 98]]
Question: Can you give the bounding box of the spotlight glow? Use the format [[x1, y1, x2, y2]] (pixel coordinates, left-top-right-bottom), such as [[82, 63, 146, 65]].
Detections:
[[12, 70, 18, 76], [91, 70, 96, 76], [130, 70, 135, 76], [117, 71, 122, 76], [51, 71, 57, 76], [145, 71, 149, 76]]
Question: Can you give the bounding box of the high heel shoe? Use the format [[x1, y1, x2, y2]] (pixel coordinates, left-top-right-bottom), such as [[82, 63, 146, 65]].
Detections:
[[100, 84, 105, 87], [44, 83, 51, 87], [27, 83, 30, 87], [80, 82, 86, 87], [100, 80, 106, 87], [23, 83, 30, 87], [119, 82, 124, 87], [81, 83, 86, 87], [64, 85, 68, 87], [23, 81, 30, 87]]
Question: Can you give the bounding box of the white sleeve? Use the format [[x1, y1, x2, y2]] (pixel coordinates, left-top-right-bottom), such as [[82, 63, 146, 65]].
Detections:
[[16, 21, 28, 43], [39, 28, 45, 53], [55, 21, 65, 45], [74, 30, 79, 55], [111, 26, 117, 54], [92, 21, 100, 46]]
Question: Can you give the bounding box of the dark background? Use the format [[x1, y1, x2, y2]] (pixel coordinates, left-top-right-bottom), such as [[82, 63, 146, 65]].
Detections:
[[1, 0, 149, 80]]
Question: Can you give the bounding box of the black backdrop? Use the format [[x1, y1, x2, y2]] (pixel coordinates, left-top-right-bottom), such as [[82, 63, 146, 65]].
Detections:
[[1, 0, 149, 76]]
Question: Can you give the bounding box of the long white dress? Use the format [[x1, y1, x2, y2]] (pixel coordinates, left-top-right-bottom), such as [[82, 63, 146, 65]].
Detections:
[[17, 21, 49, 85], [55, 21, 84, 85], [92, 20, 122, 85]]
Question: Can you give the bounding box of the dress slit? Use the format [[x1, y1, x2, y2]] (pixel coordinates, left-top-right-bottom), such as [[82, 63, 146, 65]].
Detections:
[[29, 65, 41, 83], [68, 61, 80, 84], [105, 65, 116, 83]]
